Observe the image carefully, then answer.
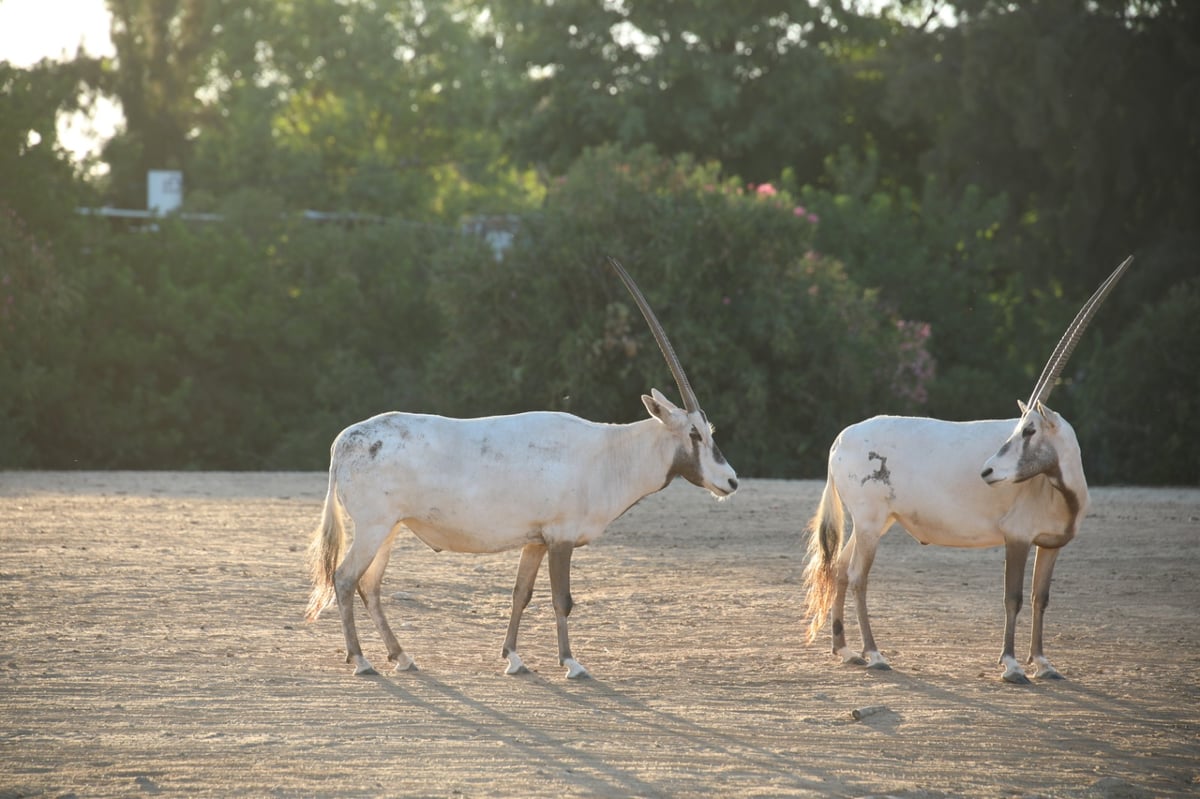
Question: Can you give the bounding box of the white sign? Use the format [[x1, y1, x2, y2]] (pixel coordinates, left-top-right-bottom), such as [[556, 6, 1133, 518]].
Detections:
[[147, 170, 183, 214]]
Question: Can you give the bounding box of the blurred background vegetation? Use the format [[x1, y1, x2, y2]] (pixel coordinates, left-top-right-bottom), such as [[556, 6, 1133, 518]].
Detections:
[[1, 0, 1196, 483]]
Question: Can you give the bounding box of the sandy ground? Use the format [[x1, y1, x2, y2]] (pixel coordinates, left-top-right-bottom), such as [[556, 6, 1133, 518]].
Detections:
[[1, 471, 1197, 798]]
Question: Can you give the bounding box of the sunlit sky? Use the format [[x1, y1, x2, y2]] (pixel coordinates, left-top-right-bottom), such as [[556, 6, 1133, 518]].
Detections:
[[1, 0, 118, 162], [0, 0, 114, 64]]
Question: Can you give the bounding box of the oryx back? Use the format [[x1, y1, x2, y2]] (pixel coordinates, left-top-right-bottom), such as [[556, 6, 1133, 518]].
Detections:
[[330, 410, 660, 554], [830, 416, 1021, 548]]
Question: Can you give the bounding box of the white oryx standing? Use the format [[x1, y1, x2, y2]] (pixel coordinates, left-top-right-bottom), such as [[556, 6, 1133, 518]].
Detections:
[[802, 256, 1132, 683], [306, 257, 738, 678]]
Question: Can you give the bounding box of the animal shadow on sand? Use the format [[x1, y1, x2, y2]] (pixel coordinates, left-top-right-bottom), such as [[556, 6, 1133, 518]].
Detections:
[[364, 669, 839, 796]]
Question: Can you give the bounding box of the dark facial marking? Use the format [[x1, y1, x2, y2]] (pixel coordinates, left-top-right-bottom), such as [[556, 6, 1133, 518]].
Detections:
[[664, 415, 729, 488], [668, 437, 705, 488], [369, 440, 383, 458], [711, 441, 727, 465], [1015, 428, 1057, 481]]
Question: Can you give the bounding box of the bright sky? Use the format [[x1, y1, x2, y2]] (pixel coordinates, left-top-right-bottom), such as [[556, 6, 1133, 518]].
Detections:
[[0, 0, 114, 64], [0, 0, 119, 164]]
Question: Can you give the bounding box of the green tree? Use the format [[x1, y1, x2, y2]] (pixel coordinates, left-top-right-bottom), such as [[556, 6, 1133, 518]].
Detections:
[[490, 0, 910, 187], [184, 0, 539, 219], [878, 1, 1200, 299], [0, 57, 103, 229], [102, 0, 219, 206]]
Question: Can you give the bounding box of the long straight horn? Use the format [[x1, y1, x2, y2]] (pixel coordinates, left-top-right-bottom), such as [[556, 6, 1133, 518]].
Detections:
[[606, 257, 701, 413], [1027, 255, 1134, 407]]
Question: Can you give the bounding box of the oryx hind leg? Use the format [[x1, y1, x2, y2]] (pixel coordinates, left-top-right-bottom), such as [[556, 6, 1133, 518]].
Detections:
[[831, 536, 864, 666], [548, 540, 589, 679], [333, 522, 390, 676], [502, 543, 546, 676], [848, 529, 890, 670], [1028, 544, 1063, 680], [358, 532, 416, 674], [836, 520, 890, 670]]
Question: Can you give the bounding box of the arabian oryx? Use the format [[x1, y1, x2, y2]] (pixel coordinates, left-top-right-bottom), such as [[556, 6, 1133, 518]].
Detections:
[[306, 257, 738, 678], [802, 256, 1133, 683]]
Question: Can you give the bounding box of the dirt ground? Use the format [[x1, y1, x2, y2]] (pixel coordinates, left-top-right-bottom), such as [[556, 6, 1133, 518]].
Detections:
[[1, 471, 1197, 798]]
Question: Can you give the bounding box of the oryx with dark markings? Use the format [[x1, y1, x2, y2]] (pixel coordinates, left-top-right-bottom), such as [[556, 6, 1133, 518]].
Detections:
[[307, 258, 738, 678], [802, 256, 1133, 683]]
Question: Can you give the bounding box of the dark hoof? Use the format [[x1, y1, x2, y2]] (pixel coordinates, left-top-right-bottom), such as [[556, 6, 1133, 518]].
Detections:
[[866, 662, 892, 671], [1002, 672, 1031, 685], [1038, 670, 1065, 681], [844, 656, 868, 667]]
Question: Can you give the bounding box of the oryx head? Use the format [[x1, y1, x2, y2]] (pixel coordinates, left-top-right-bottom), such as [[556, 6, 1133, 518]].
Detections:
[[981, 400, 1083, 486], [608, 257, 739, 499], [981, 255, 1133, 487]]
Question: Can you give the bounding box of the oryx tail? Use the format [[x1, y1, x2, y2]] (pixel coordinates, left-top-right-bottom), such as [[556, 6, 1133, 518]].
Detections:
[[305, 471, 346, 622], [802, 473, 845, 643]]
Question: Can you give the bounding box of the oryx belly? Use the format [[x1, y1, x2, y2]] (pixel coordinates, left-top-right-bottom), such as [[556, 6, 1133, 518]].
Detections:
[[396, 485, 592, 554], [402, 517, 561, 554]]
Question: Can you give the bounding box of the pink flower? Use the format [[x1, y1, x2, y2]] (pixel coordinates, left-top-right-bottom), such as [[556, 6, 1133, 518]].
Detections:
[[756, 183, 777, 197], [807, 212, 819, 224], [793, 206, 806, 217]]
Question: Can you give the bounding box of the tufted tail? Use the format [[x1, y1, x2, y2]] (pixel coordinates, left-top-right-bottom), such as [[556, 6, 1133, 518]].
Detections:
[[801, 473, 844, 643], [305, 468, 345, 622]]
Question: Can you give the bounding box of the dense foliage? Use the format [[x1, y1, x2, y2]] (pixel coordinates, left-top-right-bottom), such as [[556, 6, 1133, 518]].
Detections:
[[427, 146, 935, 475], [1, 0, 1196, 483]]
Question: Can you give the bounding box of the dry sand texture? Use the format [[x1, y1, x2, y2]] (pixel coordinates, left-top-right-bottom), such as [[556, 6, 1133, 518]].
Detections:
[[1, 471, 1198, 797]]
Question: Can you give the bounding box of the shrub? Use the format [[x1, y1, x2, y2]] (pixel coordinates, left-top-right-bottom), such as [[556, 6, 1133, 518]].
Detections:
[[427, 146, 934, 477], [2, 209, 447, 470], [1073, 279, 1200, 485]]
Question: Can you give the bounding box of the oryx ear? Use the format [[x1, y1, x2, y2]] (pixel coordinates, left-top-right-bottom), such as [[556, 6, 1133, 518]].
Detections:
[[650, 387, 676, 407], [643, 389, 680, 424], [1035, 401, 1059, 429], [1017, 399, 1029, 415]]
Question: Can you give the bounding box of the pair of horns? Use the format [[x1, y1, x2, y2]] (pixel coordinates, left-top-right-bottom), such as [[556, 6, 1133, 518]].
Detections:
[[606, 257, 701, 414], [1028, 255, 1134, 407]]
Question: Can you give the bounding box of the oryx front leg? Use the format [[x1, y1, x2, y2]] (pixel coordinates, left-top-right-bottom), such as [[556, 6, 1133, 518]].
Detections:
[[1028, 545, 1063, 680], [548, 540, 589, 679], [1000, 539, 1032, 684], [502, 543, 546, 676]]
